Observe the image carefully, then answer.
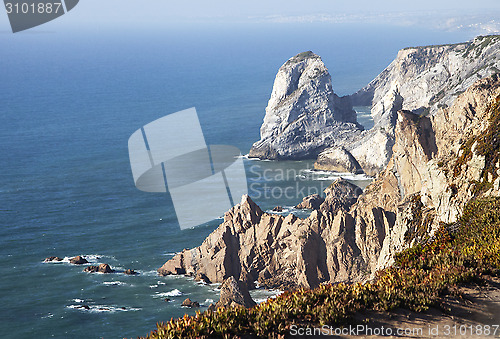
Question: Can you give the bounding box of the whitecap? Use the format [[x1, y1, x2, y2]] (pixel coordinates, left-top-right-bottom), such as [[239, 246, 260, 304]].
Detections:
[[162, 252, 177, 256], [67, 304, 141, 313], [141, 270, 161, 276], [60, 254, 115, 265], [266, 207, 292, 214], [154, 289, 183, 298], [204, 299, 214, 304], [157, 281, 166, 285], [103, 281, 126, 286], [149, 285, 158, 289], [72, 298, 84, 303]]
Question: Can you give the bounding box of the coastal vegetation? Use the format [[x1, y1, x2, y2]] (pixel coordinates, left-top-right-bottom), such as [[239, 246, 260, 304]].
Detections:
[[141, 197, 500, 338]]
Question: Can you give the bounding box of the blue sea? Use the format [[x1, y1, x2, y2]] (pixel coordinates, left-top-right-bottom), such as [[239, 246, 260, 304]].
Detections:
[[0, 23, 477, 338]]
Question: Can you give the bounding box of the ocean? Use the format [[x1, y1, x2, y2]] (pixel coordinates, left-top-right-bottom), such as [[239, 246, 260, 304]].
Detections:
[[0, 23, 477, 338]]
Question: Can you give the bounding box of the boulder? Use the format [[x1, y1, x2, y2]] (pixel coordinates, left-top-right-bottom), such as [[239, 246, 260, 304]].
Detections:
[[69, 256, 88, 265], [124, 269, 137, 275], [158, 253, 186, 275], [295, 194, 325, 210], [83, 265, 99, 273], [83, 263, 113, 273], [314, 146, 363, 173], [181, 298, 200, 308], [320, 178, 363, 214], [98, 264, 113, 273], [215, 276, 256, 309], [44, 256, 62, 262], [194, 272, 211, 284]]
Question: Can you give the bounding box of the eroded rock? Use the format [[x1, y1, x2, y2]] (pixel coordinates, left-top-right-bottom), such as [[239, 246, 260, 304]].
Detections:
[[69, 256, 88, 265], [249, 51, 362, 160], [215, 276, 256, 309]]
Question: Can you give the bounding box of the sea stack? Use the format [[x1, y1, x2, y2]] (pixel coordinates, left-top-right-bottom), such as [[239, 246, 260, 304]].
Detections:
[[249, 51, 362, 160]]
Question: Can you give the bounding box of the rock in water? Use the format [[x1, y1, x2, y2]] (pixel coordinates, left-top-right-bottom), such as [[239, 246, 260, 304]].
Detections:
[[83, 265, 99, 273], [215, 276, 256, 309], [69, 256, 88, 265], [124, 269, 137, 275], [181, 298, 200, 308], [249, 51, 362, 160], [157, 253, 186, 275], [295, 194, 325, 210], [44, 256, 63, 262], [83, 263, 113, 273], [314, 146, 363, 173], [194, 272, 211, 284], [98, 264, 113, 273]]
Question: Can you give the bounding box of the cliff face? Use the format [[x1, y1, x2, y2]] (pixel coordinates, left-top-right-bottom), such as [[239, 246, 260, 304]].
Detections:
[[347, 35, 500, 175], [249, 51, 362, 160], [373, 74, 500, 270], [159, 75, 500, 289]]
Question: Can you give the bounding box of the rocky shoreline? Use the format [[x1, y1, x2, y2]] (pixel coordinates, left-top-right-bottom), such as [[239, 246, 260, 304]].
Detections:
[[159, 73, 500, 299]]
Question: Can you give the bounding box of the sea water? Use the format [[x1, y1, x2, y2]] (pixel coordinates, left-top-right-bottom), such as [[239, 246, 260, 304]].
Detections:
[[0, 23, 476, 338]]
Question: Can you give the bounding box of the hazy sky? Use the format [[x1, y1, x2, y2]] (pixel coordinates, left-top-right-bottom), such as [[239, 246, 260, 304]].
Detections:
[[1, 0, 500, 32]]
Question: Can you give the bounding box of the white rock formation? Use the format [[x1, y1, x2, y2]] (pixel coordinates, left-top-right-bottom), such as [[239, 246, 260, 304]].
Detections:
[[347, 35, 500, 175], [249, 51, 361, 160], [314, 146, 363, 173]]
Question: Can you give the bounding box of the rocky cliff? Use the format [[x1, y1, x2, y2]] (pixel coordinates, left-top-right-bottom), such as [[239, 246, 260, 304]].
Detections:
[[345, 35, 500, 175], [248, 51, 362, 160], [159, 74, 500, 289]]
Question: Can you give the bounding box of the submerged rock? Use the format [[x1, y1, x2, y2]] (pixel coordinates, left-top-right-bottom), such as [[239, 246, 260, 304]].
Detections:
[[124, 269, 137, 275]]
